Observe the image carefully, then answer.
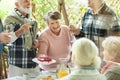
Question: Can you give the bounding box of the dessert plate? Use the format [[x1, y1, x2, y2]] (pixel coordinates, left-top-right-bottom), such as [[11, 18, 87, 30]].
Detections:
[[32, 58, 56, 65]]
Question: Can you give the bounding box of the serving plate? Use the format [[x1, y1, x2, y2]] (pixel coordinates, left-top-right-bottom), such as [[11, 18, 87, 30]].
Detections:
[[32, 58, 56, 65]]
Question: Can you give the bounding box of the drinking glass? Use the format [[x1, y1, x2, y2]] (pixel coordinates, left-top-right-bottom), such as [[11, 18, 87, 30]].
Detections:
[[57, 58, 69, 79], [5, 24, 14, 46]]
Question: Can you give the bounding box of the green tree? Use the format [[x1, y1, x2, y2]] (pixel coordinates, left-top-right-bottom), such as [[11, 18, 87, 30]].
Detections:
[[0, 0, 120, 31]]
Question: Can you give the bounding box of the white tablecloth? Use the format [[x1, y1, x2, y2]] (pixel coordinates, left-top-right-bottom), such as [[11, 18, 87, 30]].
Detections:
[[3, 69, 57, 80]]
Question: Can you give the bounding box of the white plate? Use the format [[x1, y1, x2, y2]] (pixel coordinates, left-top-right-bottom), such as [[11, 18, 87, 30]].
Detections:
[[32, 58, 56, 65]]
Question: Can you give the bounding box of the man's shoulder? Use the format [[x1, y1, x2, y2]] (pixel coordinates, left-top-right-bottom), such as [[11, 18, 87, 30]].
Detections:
[[4, 9, 16, 19], [4, 10, 21, 25], [100, 3, 116, 15]]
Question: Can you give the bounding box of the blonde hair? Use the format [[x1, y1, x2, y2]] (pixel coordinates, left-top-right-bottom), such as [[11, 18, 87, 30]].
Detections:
[[71, 38, 101, 68], [102, 36, 120, 62]]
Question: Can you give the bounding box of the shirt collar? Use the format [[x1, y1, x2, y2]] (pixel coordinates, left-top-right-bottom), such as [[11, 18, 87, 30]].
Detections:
[[14, 8, 29, 18], [94, 3, 104, 14]]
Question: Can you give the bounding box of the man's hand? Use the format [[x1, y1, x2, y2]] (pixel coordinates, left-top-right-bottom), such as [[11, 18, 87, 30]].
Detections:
[[15, 23, 31, 37], [0, 32, 11, 44], [69, 25, 80, 35], [20, 23, 31, 34]]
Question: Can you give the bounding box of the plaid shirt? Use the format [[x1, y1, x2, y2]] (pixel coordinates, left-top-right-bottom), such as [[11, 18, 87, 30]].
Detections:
[[4, 8, 38, 68], [78, 3, 120, 54]]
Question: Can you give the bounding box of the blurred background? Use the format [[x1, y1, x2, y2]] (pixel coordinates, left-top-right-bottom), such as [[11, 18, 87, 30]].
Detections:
[[0, 0, 120, 31]]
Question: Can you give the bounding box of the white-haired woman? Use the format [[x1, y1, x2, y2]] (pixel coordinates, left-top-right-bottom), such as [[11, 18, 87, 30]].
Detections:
[[101, 36, 120, 80], [57, 38, 106, 80]]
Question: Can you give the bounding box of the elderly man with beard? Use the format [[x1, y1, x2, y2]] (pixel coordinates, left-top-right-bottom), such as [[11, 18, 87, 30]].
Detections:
[[3, 0, 39, 77]]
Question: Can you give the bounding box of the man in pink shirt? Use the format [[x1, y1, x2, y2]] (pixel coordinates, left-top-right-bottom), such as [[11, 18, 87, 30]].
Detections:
[[37, 10, 75, 70]]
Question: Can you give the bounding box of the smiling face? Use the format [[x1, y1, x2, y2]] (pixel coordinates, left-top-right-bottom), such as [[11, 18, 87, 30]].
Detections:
[[44, 11, 61, 35], [48, 18, 61, 36]]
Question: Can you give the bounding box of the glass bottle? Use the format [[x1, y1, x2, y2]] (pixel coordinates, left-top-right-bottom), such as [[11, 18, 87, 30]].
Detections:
[[57, 58, 69, 79]]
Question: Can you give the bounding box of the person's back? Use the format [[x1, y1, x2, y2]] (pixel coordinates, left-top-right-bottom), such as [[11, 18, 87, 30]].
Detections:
[[57, 38, 106, 80], [58, 67, 106, 80], [101, 36, 120, 80]]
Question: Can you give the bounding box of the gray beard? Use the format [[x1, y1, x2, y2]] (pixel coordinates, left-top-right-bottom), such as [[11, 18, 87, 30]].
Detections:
[[19, 6, 31, 15]]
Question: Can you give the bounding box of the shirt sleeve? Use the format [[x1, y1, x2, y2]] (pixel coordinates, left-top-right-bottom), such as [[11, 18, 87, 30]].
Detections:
[[38, 34, 49, 57], [9, 32, 18, 43]]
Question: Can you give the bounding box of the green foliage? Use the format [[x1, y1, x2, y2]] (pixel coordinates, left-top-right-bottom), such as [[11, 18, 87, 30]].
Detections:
[[32, 0, 86, 31], [0, 0, 120, 31], [0, 0, 14, 20], [32, 0, 58, 31], [0, 11, 8, 20]]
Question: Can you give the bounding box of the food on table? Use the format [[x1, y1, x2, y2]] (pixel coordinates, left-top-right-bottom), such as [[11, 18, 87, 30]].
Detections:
[[57, 70, 68, 78], [38, 57, 52, 62], [39, 76, 53, 80]]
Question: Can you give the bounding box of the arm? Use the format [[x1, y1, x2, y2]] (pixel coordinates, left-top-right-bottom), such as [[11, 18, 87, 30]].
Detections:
[[15, 23, 31, 37], [111, 24, 120, 36], [109, 14, 120, 36], [69, 25, 85, 39], [0, 32, 11, 44], [9, 23, 31, 43], [37, 35, 49, 58], [69, 24, 80, 35], [3, 15, 31, 43]]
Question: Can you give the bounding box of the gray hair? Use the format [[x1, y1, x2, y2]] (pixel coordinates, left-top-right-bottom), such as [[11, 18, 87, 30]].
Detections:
[[71, 38, 101, 68], [44, 10, 61, 24], [102, 36, 120, 62]]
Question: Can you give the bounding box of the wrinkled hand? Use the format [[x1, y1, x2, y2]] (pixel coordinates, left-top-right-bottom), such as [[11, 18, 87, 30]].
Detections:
[[69, 24, 80, 35], [0, 32, 11, 44], [20, 23, 31, 34]]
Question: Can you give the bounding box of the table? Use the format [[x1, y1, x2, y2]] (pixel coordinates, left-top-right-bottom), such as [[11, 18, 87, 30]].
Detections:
[[3, 69, 57, 80]]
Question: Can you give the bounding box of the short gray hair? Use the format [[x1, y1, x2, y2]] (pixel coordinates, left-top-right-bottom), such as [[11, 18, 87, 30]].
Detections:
[[44, 10, 61, 23], [71, 38, 101, 68], [102, 36, 120, 62]]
